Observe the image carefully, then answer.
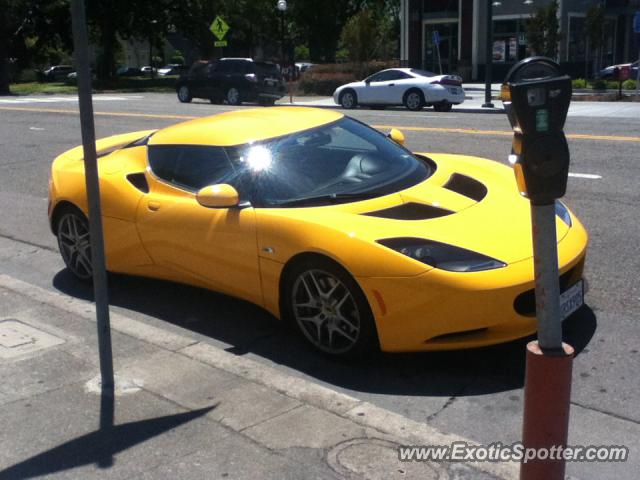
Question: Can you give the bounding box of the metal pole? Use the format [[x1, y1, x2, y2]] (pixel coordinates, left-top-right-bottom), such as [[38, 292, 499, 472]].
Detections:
[[530, 203, 563, 351], [70, 0, 114, 394], [483, 0, 495, 108]]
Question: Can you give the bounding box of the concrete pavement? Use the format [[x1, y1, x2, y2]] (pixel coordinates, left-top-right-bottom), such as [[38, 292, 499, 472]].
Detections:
[[0, 238, 516, 479]]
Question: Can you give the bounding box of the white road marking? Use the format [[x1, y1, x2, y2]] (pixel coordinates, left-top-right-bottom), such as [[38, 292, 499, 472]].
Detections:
[[569, 172, 602, 179], [0, 95, 143, 105], [29, 127, 44, 131]]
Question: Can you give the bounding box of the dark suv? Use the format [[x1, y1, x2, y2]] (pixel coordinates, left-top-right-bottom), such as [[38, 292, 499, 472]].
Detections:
[[176, 58, 285, 106]]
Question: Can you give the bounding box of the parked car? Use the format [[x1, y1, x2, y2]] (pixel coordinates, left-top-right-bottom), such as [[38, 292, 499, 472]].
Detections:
[[67, 69, 95, 80], [116, 66, 142, 77], [333, 68, 465, 112], [48, 107, 587, 357], [598, 60, 639, 80], [43, 65, 74, 82], [140, 66, 157, 75], [157, 64, 189, 76], [176, 58, 285, 106]]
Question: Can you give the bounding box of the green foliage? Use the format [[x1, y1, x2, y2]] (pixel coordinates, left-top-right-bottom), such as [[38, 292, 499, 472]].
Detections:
[[294, 44, 310, 61], [571, 78, 587, 89], [585, 5, 604, 51], [525, 1, 562, 58], [169, 54, 184, 65], [622, 79, 637, 90], [339, 9, 378, 63], [590, 79, 606, 90]]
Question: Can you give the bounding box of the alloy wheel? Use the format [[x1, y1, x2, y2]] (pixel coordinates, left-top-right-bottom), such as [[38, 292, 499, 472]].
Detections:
[[341, 92, 355, 109], [227, 87, 240, 105], [57, 212, 93, 280], [405, 91, 423, 111], [291, 269, 360, 354]]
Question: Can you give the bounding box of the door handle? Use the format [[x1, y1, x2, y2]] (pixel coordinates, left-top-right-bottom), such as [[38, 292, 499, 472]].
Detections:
[[148, 201, 161, 211], [388, 83, 395, 86]]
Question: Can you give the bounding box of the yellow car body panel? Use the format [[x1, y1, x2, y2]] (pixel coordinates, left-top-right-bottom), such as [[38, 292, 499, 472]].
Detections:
[[48, 107, 588, 352]]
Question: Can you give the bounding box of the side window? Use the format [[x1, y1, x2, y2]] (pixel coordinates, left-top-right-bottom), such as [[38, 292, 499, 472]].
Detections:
[[366, 72, 386, 82], [148, 146, 237, 191], [387, 71, 411, 80], [216, 61, 233, 74]]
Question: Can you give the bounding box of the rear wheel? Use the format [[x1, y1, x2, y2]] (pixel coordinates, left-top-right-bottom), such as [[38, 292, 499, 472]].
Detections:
[[283, 257, 378, 357], [226, 87, 241, 105], [339, 89, 358, 109], [433, 102, 453, 112], [56, 208, 93, 282], [177, 85, 192, 103], [403, 89, 424, 111]]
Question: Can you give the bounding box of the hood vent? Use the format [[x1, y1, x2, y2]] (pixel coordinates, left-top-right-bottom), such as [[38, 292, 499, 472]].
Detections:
[[443, 173, 487, 202], [363, 202, 453, 220]]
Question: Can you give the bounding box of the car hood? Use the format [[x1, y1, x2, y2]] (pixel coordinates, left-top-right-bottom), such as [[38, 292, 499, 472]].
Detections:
[[256, 153, 571, 276]]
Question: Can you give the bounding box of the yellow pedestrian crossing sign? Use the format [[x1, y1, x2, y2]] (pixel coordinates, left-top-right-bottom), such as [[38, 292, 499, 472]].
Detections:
[[210, 16, 230, 41]]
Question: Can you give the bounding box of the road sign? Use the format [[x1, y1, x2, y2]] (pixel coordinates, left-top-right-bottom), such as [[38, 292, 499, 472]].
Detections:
[[432, 30, 440, 46], [214, 40, 228, 47], [634, 11, 640, 33], [210, 16, 230, 40]]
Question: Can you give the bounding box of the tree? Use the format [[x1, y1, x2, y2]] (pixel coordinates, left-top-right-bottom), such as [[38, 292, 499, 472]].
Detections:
[[339, 7, 395, 63], [525, 0, 562, 59], [585, 4, 604, 78]]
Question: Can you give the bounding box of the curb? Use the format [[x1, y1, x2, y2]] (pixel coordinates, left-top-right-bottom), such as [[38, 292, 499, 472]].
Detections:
[[0, 273, 519, 479]]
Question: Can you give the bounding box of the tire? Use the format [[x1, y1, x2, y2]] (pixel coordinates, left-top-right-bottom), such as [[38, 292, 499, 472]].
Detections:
[[339, 89, 358, 109], [55, 207, 93, 282], [226, 87, 241, 105], [403, 89, 424, 111], [177, 85, 192, 103], [258, 97, 276, 106], [433, 102, 453, 112], [282, 257, 379, 358]]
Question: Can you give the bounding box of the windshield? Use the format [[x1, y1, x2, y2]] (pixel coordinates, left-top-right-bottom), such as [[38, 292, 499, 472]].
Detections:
[[225, 117, 432, 207]]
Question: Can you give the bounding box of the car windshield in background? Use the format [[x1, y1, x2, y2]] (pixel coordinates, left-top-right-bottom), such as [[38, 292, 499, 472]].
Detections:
[[410, 68, 437, 78], [254, 62, 280, 77], [227, 117, 432, 207]]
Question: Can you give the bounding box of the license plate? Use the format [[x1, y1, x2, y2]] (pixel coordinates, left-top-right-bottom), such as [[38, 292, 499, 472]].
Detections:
[[560, 280, 583, 320]]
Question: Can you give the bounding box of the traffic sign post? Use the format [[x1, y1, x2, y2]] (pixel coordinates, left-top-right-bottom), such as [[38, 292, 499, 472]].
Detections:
[[502, 57, 575, 480], [210, 16, 230, 54], [432, 30, 442, 74]]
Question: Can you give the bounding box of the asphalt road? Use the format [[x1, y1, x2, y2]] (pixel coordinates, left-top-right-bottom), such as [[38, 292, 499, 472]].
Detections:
[[1, 93, 638, 479]]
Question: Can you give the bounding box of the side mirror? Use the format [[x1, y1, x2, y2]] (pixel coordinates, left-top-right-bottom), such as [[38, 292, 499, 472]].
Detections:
[[387, 128, 405, 146], [196, 184, 239, 208], [365, 79, 371, 85]]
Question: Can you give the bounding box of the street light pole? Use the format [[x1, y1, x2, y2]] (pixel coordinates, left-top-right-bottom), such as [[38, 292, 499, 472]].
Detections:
[[277, 0, 287, 73], [483, 0, 495, 108]]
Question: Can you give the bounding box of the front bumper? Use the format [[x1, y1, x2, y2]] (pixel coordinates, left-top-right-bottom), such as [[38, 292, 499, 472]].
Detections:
[[357, 219, 588, 352]]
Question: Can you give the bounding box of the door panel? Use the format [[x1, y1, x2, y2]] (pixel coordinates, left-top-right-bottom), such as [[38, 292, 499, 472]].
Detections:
[[135, 182, 263, 306]]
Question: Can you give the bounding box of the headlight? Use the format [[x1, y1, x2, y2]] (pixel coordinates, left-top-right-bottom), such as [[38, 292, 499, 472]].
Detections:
[[555, 200, 572, 226], [377, 237, 506, 272]]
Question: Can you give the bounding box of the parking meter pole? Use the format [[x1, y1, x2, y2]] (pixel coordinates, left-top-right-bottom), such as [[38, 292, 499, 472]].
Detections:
[[482, 0, 494, 108], [70, 0, 114, 395], [530, 203, 563, 351]]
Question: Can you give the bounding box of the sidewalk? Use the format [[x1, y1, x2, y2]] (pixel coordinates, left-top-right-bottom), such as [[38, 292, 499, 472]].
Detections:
[[0, 271, 519, 479]]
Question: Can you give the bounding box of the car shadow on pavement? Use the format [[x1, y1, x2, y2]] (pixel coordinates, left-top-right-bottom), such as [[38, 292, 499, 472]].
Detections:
[[53, 269, 597, 398]]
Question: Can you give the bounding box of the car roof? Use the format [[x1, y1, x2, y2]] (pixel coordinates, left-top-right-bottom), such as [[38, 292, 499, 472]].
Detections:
[[149, 107, 344, 147]]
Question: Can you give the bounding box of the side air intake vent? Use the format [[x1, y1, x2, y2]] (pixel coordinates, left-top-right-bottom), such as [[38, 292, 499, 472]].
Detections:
[[443, 174, 487, 202], [363, 202, 453, 220], [126, 172, 149, 193]]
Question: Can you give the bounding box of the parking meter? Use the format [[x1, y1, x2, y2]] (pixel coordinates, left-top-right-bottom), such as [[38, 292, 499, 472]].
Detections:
[[501, 57, 572, 205]]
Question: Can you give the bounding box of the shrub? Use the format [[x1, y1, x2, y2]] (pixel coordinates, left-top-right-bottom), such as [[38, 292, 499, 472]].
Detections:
[[622, 79, 637, 90], [14, 69, 40, 83], [571, 78, 587, 89], [169, 54, 184, 65], [591, 79, 606, 90], [298, 72, 356, 96]]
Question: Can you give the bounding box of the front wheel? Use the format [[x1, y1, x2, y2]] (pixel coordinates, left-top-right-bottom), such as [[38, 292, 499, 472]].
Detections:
[[284, 258, 378, 357], [177, 85, 192, 103], [339, 90, 358, 109], [56, 209, 93, 282]]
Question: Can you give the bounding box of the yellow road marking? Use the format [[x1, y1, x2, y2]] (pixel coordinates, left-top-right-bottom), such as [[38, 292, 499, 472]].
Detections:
[[2, 106, 640, 143]]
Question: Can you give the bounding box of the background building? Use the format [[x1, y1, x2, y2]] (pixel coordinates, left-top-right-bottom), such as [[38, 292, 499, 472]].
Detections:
[[399, 0, 640, 80]]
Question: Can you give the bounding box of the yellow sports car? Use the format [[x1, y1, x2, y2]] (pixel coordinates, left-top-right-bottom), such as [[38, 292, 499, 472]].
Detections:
[[48, 107, 587, 356]]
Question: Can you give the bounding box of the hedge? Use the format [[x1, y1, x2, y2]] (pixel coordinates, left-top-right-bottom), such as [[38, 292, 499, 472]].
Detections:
[[298, 61, 397, 96]]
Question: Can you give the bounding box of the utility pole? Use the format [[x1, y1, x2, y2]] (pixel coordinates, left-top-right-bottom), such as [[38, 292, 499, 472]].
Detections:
[[483, 0, 495, 108]]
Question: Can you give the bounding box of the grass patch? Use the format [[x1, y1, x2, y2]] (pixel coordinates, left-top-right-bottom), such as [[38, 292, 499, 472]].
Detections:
[[9, 76, 179, 96]]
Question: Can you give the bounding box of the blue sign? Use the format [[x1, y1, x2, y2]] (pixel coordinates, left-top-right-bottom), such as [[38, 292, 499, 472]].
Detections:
[[634, 11, 640, 34], [432, 30, 440, 46]]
